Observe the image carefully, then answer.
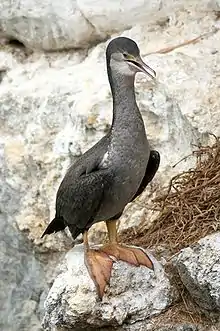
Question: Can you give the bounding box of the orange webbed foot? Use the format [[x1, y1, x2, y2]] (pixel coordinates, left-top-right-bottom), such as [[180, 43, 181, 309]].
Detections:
[[100, 243, 154, 269], [84, 249, 114, 299]]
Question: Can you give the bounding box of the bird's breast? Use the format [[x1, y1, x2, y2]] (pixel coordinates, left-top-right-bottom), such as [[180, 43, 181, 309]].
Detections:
[[96, 136, 150, 221]]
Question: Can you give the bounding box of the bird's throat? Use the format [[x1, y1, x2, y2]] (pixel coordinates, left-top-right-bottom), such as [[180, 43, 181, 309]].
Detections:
[[108, 67, 140, 130]]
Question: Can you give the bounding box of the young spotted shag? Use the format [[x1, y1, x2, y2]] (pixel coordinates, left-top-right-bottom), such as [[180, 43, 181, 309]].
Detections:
[[42, 37, 160, 299]]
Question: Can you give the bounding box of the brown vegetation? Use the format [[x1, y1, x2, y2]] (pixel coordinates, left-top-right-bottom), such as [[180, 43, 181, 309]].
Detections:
[[120, 134, 220, 254], [120, 134, 220, 328]]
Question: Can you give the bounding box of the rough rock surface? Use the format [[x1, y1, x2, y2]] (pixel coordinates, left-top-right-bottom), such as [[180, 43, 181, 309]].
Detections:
[[1, 3, 220, 331], [0, 0, 103, 50], [1, 0, 219, 51], [155, 325, 199, 331], [42, 245, 174, 330], [156, 324, 220, 331], [173, 233, 220, 312], [1, 8, 220, 248], [0, 213, 47, 331]]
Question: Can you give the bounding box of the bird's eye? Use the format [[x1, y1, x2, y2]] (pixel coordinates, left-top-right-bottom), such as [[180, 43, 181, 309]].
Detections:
[[123, 53, 128, 58]]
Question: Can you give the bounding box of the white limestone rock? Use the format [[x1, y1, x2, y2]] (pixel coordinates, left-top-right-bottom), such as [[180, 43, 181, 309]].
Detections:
[[0, 0, 102, 50], [1, 0, 219, 51], [42, 245, 174, 330], [77, 0, 220, 38], [0, 213, 47, 331], [173, 233, 220, 312], [77, 0, 162, 34], [1, 5, 220, 331], [125, 12, 220, 136], [155, 326, 199, 331], [0, 10, 220, 248]]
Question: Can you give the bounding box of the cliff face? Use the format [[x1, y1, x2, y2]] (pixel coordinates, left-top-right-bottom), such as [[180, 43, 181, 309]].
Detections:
[[0, 214, 47, 331], [42, 234, 220, 331], [0, 1, 220, 330]]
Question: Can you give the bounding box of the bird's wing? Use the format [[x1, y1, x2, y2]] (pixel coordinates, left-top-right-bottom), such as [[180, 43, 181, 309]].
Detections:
[[41, 135, 111, 239], [131, 149, 160, 201], [107, 150, 160, 222], [54, 134, 112, 239], [56, 168, 112, 239]]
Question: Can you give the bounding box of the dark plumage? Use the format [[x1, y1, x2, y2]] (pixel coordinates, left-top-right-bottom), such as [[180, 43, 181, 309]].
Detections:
[[42, 150, 160, 238], [42, 37, 159, 299]]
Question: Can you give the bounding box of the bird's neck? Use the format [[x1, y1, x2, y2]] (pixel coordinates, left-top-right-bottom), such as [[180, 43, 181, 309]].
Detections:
[[107, 66, 141, 130]]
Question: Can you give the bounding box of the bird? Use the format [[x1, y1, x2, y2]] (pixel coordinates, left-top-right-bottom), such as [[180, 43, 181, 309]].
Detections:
[[42, 37, 160, 299]]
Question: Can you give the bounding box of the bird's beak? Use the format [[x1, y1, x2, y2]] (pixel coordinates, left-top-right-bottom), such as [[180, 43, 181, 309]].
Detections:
[[126, 55, 156, 79]]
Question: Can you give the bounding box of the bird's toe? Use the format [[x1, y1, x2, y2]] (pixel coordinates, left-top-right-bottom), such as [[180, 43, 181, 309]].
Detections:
[[84, 249, 114, 299], [101, 243, 153, 269], [129, 246, 154, 269]]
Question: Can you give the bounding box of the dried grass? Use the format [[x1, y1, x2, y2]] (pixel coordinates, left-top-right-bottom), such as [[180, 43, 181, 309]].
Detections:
[[120, 134, 220, 254], [119, 135, 220, 328]]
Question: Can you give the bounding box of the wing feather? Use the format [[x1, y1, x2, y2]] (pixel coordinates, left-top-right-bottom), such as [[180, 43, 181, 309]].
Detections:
[[56, 169, 112, 238]]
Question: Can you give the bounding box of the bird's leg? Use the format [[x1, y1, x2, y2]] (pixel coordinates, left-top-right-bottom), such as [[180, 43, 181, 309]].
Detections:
[[83, 231, 114, 299], [100, 220, 154, 269]]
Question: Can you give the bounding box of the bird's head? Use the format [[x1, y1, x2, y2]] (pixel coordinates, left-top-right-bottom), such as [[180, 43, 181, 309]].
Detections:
[[106, 37, 156, 79]]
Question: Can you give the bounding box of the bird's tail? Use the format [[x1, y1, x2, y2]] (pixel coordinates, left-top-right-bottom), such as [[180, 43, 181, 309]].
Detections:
[[41, 217, 66, 238]]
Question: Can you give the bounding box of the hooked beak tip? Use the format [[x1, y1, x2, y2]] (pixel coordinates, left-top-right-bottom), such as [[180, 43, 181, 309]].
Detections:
[[141, 62, 156, 80], [136, 56, 156, 80], [126, 55, 156, 80]]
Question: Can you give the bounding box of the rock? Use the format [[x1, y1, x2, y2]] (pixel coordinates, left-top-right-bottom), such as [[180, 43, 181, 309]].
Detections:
[[0, 213, 47, 331], [42, 245, 174, 330], [0, 51, 200, 247], [124, 11, 220, 137], [0, 0, 218, 51], [0, 3, 219, 331], [1, 8, 220, 248], [91, 322, 201, 331], [155, 325, 199, 331], [77, 0, 162, 35], [78, 0, 220, 38], [120, 321, 220, 331], [0, 0, 103, 50], [173, 233, 220, 312]]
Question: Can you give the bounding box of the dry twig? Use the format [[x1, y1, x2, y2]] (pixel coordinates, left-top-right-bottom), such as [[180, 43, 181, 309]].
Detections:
[[119, 135, 220, 327], [120, 135, 220, 254]]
